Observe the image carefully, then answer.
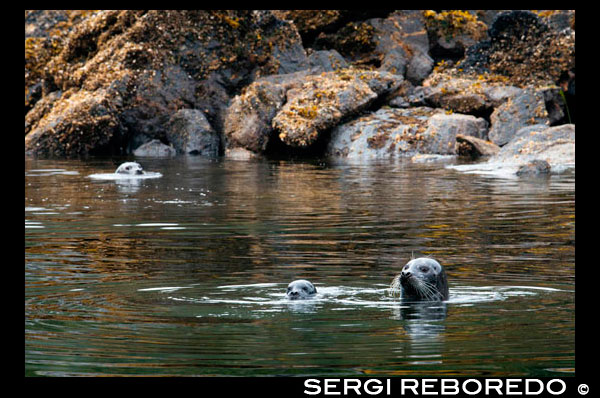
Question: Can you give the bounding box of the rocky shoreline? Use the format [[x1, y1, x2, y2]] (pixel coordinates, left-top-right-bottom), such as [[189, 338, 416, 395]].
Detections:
[[25, 10, 575, 175]]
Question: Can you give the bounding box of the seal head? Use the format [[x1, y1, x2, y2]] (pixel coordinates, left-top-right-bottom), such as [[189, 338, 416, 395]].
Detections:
[[115, 162, 145, 175], [391, 258, 449, 301], [286, 279, 317, 300]]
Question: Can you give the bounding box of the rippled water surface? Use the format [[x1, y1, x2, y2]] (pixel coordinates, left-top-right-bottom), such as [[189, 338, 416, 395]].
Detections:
[[25, 156, 575, 376]]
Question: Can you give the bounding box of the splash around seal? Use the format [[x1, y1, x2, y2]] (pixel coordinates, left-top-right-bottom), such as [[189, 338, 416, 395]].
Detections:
[[390, 258, 449, 301], [88, 162, 162, 180]]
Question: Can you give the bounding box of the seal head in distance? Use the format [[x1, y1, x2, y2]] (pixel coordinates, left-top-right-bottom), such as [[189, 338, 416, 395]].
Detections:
[[115, 162, 145, 175]]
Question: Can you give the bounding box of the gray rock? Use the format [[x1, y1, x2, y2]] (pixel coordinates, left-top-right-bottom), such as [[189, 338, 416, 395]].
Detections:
[[166, 109, 220, 156], [488, 89, 549, 146], [421, 113, 488, 154], [327, 107, 488, 159], [307, 50, 349, 72], [481, 85, 523, 107], [456, 134, 500, 158], [516, 160, 551, 176], [371, 11, 433, 84], [133, 139, 176, 157], [406, 51, 435, 85], [492, 124, 574, 166], [447, 124, 574, 177], [422, 76, 494, 113]]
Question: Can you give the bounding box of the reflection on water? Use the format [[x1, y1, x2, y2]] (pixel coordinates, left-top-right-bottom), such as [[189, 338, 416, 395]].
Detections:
[[25, 156, 574, 376]]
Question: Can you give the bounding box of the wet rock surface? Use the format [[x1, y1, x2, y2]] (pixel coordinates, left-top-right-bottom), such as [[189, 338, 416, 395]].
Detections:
[[516, 160, 551, 176]]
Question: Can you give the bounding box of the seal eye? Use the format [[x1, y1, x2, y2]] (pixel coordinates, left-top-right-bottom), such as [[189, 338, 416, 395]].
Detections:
[[419, 266, 429, 273], [302, 286, 308, 291]]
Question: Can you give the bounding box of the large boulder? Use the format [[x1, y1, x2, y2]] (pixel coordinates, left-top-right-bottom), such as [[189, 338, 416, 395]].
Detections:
[[166, 109, 220, 156], [488, 89, 549, 146], [273, 70, 402, 148], [327, 106, 488, 159], [224, 79, 287, 153], [25, 89, 122, 157], [491, 124, 574, 167]]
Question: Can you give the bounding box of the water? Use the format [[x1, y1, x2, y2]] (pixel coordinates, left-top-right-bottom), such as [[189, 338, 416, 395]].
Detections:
[[25, 156, 575, 377]]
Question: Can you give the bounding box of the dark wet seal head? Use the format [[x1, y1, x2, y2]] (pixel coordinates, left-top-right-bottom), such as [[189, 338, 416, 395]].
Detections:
[[115, 162, 145, 175], [286, 279, 317, 300], [390, 258, 449, 301]]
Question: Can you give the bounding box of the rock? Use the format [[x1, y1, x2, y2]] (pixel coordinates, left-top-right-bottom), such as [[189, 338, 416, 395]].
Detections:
[[405, 51, 435, 85], [224, 80, 287, 153], [307, 50, 349, 72], [516, 160, 551, 176], [272, 10, 392, 47], [133, 139, 176, 157], [491, 124, 574, 167], [25, 89, 121, 157], [422, 10, 487, 61], [460, 10, 575, 88], [448, 124, 574, 177], [537, 10, 575, 32], [327, 107, 436, 159], [422, 74, 522, 114], [272, 69, 402, 148], [481, 85, 524, 107], [25, 10, 312, 156], [313, 11, 433, 84], [539, 86, 567, 125], [327, 106, 488, 159], [224, 147, 261, 160], [488, 89, 549, 146], [369, 11, 434, 83], [166, 109, 220, 155], [456, 134, 500, 158], [25, 90, 62, 135], [423, 113, 488, 154], [388, 81, 427, 108]]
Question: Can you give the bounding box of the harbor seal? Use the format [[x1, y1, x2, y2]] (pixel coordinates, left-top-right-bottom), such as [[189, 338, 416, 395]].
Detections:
[[115, 162, 145, 175], [286, 279, 317, 300], [390, 258, 449, 301]]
